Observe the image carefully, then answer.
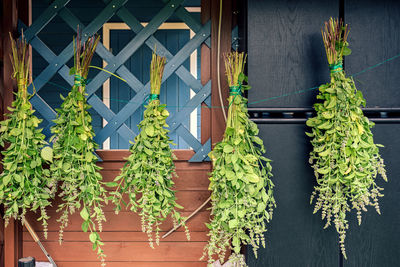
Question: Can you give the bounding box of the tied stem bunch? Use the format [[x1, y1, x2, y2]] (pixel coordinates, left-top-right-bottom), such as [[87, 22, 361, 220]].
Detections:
[[307, 18, 387, 259], [49, 31, 107, 265], [202, 52, 275, 266], [0, 33, 54, 237], [110, 52, 189, 248]]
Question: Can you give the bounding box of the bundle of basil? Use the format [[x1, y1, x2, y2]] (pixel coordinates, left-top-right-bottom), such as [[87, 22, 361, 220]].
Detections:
[[0, 34, 54, 237], [110, 52, 189, 248], [49, 33, 107, 264], [202, 52, 275, 265], [306, 18, 387, 258]]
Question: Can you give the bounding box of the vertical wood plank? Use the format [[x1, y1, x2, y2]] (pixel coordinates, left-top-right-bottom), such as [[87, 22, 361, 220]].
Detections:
[[211, 0, 232, 144], [201, 0, 211, 144], [2, 1, 19, 266]]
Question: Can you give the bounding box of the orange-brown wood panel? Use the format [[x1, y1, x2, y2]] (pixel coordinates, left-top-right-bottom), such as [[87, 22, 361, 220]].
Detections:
[[23, 231, 209, 243], [21, 150, 211, 266], [23, 241, 207, 262]]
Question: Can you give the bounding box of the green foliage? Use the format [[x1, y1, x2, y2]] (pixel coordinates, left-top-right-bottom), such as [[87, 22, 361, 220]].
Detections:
[[0, 35, 54, 237], [50, 34, 107, 265], [202, 52, 275, 266], [111, 99, 189, 247], [307, 18, 387, 259]]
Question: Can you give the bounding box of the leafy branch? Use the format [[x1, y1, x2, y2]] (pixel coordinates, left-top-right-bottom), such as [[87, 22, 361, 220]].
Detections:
[[0, 33, 54, 237], [49, 32, 107, 265], [307, 18, 387, 259], [110, 52, 189, 248], [202, 52, 275, 266]]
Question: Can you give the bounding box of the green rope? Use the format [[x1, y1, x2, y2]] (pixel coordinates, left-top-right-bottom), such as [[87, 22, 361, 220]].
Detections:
[[229, 85, 242, 96], [329, 63, 343, 73], [149, 93, 160, 101], [74, 74, 87, 87], [228, 84, 242, 109]]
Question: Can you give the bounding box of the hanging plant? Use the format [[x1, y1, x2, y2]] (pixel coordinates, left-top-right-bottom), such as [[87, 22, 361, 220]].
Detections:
[[306, 18, 387, 259], [202, 52, 275, 266], [49, 33, 107, 265], [0, 33, 54, 237], [110, 52, 189, 248]]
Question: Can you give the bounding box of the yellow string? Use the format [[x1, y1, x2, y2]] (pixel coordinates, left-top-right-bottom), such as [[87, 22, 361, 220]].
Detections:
[[89, 65, 127, 83]]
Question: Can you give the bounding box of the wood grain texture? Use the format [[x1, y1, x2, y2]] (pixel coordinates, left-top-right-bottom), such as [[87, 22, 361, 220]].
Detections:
[[345, 0, 400, 108], [210, 0, 232, 144], [24, 262, 206, 267], [23, 241, 207, 262], [246, 125, 338, 267], [247, 0, 339, 108], [2, 1, 21, 267], [343, 124, 400, 267]]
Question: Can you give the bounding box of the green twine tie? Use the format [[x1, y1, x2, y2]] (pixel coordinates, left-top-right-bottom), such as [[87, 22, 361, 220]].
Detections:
[[229, 85, 242, 96], [228, 84, 242, 108], [329, 63, 343, 73], [74, 74, 87, 87], [149, 93, 160, 101]]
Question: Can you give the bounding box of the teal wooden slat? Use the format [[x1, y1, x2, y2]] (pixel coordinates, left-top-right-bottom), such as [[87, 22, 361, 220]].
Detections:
[[85, 0, 184, 96], [166, 81, 211, 132], [24, 0, 70, 42], [116, 6, 208, 94], [58, 8, 145, 94], [174, 6, 211, 47], [94, 24, 211, 144], [87, 95, 137, 142], [188, 139, 211, 162], [177, 30, 191, 148], [27, 0, 128, 94], [162, 21, 211, 81], [175, 124, 202, 151]]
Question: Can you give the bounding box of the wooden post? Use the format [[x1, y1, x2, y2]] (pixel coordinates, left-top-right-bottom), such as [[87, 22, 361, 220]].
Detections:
[[210, 0, 232, 144], [201, 0, 211, 144]]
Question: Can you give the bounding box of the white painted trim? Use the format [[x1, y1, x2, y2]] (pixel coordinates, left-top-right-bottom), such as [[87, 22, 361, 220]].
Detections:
[[102, 22, 198, 149]]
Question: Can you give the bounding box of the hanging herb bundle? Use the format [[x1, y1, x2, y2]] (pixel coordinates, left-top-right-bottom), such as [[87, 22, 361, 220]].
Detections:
[[0, 34, 54, 237], [110, 52, 189, 248], [49, 33, 107, 265], [202, 52, 275, 266], [306, 18, 387, 259]]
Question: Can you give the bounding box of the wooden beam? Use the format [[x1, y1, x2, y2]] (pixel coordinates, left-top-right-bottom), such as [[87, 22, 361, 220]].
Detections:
[[210, 0, 232, 144], [201, 0, 211, 144]]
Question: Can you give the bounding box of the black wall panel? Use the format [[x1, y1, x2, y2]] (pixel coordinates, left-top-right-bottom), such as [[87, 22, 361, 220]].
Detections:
[[345, 0, 400, 107], [247, 124, 339, 267], [344, 124, 400, 267], [246, 0, 400, 266], [247, 0, 339, 108]]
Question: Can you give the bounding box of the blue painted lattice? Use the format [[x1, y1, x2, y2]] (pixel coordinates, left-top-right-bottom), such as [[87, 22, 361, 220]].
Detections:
[[19, 0, 212, 162]]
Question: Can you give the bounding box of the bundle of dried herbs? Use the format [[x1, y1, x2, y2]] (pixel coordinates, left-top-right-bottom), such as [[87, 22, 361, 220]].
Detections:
[[110, 52, 189, 248], [49, 33, 107, 265], [0, 34, 54, 237], [306, 18, 387, 258], [202, 52, 275, 265]]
